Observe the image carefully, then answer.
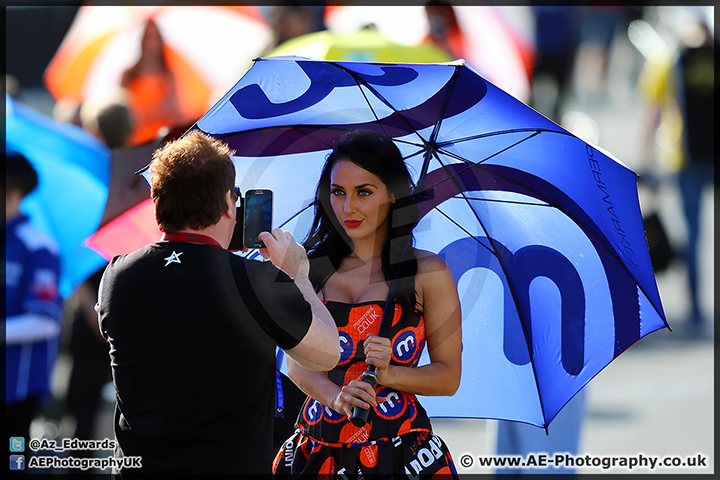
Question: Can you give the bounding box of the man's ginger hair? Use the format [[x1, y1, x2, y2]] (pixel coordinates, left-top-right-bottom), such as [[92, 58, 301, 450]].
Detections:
[[150, 130, 235, 233]]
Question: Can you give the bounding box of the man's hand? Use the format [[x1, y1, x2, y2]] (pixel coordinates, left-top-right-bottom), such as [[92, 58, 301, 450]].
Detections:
[[330, 379, 386, 420], [258, 229, 309, 280]]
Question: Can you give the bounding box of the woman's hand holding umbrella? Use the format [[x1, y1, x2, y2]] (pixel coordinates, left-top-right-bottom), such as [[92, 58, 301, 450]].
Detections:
[[363, 334, 392, 383], [348, 333, 392, 426]]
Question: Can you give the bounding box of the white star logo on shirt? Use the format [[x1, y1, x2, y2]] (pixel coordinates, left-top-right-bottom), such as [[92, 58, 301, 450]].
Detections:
[[163, 251, 183, 267]]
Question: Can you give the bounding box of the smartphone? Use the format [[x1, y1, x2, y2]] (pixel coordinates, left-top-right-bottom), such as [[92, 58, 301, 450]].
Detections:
[[243, 189, 273, 249], [227, 193, 245, 251]]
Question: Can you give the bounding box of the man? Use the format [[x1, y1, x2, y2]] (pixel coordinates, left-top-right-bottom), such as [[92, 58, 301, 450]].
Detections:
[[96, 130, 340, 475], [4, 150, 63, 448], [638, 11, 715, 338]]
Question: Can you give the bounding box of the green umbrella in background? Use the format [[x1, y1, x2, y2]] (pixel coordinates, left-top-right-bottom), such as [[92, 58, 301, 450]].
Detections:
[[268, 27, 452, 63]]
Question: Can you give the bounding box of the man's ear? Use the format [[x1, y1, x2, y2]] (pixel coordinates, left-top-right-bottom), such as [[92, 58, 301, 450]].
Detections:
[[224, 190, 235, 219]]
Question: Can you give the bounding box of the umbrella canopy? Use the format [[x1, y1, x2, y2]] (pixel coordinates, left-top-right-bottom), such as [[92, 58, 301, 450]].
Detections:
[[5, 95, 111, 297], [98, 140, 156, 229], [44, 5, 271, 120], [140, 57, 668, 429], [268, 27, 452, 63], [86, 198, 160, 261], [324, 5, 534, 102], [97, 121, 196, 231], [87, 122, 200, 260]]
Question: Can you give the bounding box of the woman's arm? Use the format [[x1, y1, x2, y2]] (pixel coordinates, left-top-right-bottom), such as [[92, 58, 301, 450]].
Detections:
[[364, 252, 462, 396], [259, 229, 340, 371], [287, 357, 383, 419]]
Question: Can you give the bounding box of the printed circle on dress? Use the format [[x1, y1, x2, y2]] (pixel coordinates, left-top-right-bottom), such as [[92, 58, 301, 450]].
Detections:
[[337, 331, 355, 366], [302, 398, 324, 425], [397, 396, 418, 433], [360, 444, 379, 468], [323, 404, 346, 424], [373, 387, 407, 420], [391, 327, 422, 364]]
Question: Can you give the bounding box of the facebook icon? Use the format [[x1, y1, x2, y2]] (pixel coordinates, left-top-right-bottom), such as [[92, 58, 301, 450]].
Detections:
[[10, 455, 25, 470]]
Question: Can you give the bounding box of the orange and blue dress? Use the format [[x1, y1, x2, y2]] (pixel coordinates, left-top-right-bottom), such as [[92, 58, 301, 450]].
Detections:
[[272, 301, 458, 477]]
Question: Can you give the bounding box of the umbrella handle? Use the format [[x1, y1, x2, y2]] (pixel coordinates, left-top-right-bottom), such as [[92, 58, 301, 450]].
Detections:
[[350, 367, 378, 427], [350, 233, 413, 427]]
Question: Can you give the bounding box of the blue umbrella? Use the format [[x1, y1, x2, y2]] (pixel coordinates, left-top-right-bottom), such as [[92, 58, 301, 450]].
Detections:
[[176, 56, 668, 429], [5, 95, 111, 297]]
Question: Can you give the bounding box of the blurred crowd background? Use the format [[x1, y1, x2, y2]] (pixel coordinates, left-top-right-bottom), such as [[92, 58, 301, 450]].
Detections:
[[5, 2, 714, 475]]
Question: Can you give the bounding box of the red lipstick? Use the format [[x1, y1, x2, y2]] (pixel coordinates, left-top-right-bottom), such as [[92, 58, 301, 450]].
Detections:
[[344, 220, 363, 228]]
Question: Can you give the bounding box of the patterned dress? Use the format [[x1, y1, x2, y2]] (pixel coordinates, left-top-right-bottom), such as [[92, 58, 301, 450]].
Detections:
[[273, 301, 458, 477]]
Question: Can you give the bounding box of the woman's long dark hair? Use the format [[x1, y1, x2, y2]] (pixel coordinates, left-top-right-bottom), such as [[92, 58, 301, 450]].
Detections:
[[303, 130, 421, 313]]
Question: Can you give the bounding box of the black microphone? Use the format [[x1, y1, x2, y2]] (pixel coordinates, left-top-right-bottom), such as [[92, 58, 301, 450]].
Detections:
[[350, 367, 378, 427]]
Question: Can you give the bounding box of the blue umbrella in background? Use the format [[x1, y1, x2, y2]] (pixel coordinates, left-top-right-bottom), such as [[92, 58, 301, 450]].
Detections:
[[5, 94, 111, 297], [162, 56, 668, 430]]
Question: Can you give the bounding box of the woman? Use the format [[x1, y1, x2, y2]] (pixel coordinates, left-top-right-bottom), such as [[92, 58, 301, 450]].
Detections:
[[120, 18, 185, 146], [273, 130, 462, 477]]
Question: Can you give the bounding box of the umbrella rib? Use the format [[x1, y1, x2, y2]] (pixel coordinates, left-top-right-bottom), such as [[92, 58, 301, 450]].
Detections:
[[328, 61, 435, 147], [430, 195, 551, 208], [425, 148, 496, 256], [419, 131, 539, 210], [418, 65, 463, 191], [242, 202, 315, 255], [415, 198, 496, 257], [394, 137, 427, 150], [425, 132, 667, 421], [402, 148, 427, 163], [291, 125, 339, 151], [277, 201, 314, 230], [212, 122, 429, 156], [212, 124, 346, 143], [424, 132, 640, 289], [427, 146, 552, 428], [354, 79, 391, 138], [436, 127, 573, 149], [431, 130, 542, 172], [432, 157, 667, 327], [400, 149, 429, 181]]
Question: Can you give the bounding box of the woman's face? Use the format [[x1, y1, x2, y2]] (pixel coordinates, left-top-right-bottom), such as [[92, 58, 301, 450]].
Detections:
[[329, 160, 395, 242]]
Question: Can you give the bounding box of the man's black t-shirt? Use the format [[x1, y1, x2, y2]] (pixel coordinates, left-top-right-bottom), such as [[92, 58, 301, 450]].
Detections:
[[97, 240, 313, 474]]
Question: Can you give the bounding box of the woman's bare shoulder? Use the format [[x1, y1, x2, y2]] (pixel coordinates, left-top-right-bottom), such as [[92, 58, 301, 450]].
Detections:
[[413, 249, 459, 319], [414, 248, 451, 275]]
